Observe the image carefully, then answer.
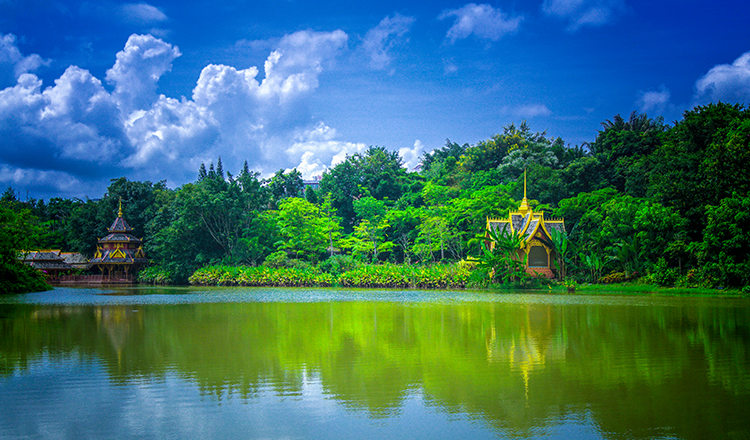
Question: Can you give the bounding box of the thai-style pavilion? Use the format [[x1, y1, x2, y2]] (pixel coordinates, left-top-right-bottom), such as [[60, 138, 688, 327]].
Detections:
[[486, 173, 565, 279], [89, 201, 148, 279]]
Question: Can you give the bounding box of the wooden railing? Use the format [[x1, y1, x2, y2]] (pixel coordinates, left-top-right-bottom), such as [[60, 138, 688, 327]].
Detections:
[[48, 274, 137, 284]]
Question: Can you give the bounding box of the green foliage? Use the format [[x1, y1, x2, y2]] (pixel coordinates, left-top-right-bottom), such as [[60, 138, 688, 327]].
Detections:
[[579, 250, 606, 284], [649, 103, 750, 239], [263, 250, 293, 268], [317, 254, 361, 276], [189, 265, 334, 287], [643, 258, 678, 287], [548, 226, 572, 280], [268, 169, 304, 205], [689, 193, 750, 287], [137, 266, 173, 285], [189, 261, 474, 289], [319, 146, 409, 230], [599, 272, 632, 284], [274, 197, 340, 262], [474, 226, 527, 284], [9, 105, 750, 290], [0, 203, 51, 293]]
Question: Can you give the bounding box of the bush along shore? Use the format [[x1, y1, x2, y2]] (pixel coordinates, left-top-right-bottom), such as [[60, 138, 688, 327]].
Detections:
[[187, 260, 479, 289]]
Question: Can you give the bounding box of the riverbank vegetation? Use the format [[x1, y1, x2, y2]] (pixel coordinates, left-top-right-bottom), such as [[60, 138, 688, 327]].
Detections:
[[0, 200, 51, 293], [3, 103, 750, 294]]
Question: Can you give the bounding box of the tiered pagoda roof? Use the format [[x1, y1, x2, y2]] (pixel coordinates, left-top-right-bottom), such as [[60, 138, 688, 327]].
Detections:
[[89, 201, 148, 267]]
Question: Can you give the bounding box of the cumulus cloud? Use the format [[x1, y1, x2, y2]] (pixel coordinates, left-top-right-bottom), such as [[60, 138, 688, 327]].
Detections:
[[542, 0, 626, 31], [0, 34, 47, 88], [439, 3, 522, 43], [287, 122, 366, 178], [0, 31, 355, 198], [0, 69, 128, 178], [362, 14, 415, 71], [693, 51, 750, 105], [399, 140, 425, 172], [106, 34, 181, 113]]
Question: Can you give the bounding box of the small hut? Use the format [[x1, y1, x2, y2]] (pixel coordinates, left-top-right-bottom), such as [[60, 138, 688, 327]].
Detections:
[[89, 201, 148, 280]]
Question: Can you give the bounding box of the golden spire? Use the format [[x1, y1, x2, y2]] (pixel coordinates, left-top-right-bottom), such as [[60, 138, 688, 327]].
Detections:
[[519, 169, 530, 215], [118, 197, 123, 217]]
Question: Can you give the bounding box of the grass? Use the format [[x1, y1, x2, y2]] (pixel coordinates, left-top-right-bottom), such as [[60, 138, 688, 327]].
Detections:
[[567, 282, 747, 297]]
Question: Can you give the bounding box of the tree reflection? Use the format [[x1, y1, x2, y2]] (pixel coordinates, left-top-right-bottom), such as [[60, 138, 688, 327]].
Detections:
[[1, 296, 749, 439]]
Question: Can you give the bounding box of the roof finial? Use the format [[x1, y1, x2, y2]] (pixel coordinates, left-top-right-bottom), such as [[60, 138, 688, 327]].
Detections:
[[524, 168, 527, 199], [118, 197, 123, 218], [519, 169, 530, 215]]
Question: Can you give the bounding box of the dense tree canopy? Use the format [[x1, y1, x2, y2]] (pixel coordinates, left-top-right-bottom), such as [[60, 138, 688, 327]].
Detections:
[[5, 103, 750, 288]]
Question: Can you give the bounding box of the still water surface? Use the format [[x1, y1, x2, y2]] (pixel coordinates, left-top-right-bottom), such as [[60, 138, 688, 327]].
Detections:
[[1, 286, 749, 439]]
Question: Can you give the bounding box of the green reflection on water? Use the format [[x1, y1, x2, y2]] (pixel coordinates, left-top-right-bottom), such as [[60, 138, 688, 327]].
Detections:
[[1, 287, 749, 439]]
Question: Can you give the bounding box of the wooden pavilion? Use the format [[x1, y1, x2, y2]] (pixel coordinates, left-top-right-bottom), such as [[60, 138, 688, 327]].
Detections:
[[89, 201, 148, 280]]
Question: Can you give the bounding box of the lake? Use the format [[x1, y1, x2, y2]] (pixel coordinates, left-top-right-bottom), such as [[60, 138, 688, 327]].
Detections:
[[1, 286, 749, 439]]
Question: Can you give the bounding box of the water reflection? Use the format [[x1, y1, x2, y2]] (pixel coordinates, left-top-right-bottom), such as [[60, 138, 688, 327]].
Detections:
[[1, 288, 749, 439]]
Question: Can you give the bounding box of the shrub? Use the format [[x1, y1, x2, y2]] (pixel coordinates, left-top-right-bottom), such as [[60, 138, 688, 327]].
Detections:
[[599, 271, 630, 284], [263, 251, 292, 268], [138, 266, 174, 284], [318, 254, 361, 276], [644, 258, 678, 287]]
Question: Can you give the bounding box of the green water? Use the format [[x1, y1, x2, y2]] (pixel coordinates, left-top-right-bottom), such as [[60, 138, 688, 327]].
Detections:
[[1, 286, 749, 439]]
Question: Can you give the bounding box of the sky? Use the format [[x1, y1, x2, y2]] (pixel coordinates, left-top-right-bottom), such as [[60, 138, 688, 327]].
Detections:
[[1, 0, 749, 201]]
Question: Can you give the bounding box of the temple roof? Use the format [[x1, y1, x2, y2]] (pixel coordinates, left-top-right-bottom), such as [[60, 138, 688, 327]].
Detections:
[[90, 248, 148, 265], [101, 232, 142, 243], [108, 216, 134, 233], [19, 250, 73, 271], [99, 200, 142, 244], [486, 170, 565, 246]]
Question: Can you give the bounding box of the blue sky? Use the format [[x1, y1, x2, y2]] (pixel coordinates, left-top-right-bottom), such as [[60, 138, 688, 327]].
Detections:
[[1, 0, 749, 200]]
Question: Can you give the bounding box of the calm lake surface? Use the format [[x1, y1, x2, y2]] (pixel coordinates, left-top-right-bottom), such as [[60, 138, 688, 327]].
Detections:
[[1, 286, 749, 440]]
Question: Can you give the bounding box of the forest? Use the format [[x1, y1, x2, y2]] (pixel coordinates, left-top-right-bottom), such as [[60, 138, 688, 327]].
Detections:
[[2, 102, 750, 291]]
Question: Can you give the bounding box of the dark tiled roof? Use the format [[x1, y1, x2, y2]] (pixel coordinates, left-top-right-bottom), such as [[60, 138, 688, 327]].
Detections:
[[108, 216, 133, 233], [100, 233, 142, 243], [545, 222, 566, 236], [523, 218, 539, 240], [19, 251, 73, 271], [511, 214, 525, 232]]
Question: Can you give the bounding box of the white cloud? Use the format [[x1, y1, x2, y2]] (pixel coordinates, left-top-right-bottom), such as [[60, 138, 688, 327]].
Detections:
[[497, 104, 552, 118], [693, 51, 750, 105], [0, 165, 83, 195], [0, 33, 47, 88], [439, 3, 523, 43], [106, 34, 181, 113], [513, 104, 552, 118], [542, 0, 626, 31], [399, 140, 424, 172], [362, 14, 415, 71], [119, 3, 168, 25], [637, 86, 671, 114], [0, 31, 354, 198], [0, 68, 128, 175], [287, 122, 366, 178]]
